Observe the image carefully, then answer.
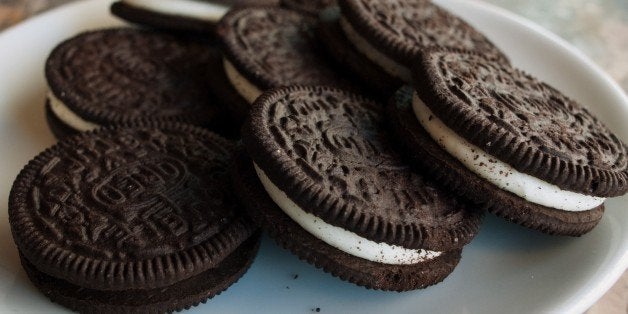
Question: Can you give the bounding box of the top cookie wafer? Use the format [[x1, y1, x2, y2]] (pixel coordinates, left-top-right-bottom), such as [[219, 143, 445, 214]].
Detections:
[[46, 28, 218, 127], [9, 123, 255, 291], [413, 49, 628, 197], [217, 7, 358, 91], [243, 85, 482, 251], [338, 0, 508, 65]]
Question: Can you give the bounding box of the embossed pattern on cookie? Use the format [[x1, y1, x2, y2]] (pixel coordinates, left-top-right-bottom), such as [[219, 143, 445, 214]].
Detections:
[[389, 85, 606, 236], [414, 49, 628, 196], [338, 0, 508, 65], [217, 7, 358, 92], [9, 123, 255, 291], [244, 86, 482, 251]]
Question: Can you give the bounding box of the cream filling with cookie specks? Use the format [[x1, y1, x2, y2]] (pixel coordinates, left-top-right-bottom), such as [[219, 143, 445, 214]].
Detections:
[[254, 163, 442, 265], [223, 58, 263, 104], [412, 92, 605, 212], [122, 0, 229, 22], [339, 17, 412, 82], [47, 91, 99, 132]]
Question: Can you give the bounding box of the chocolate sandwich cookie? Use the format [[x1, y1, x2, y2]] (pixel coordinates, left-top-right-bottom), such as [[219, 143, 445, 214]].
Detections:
[[45, 28, 223, 139], [111, 0, 280, 34], [319, 0, 508, 96], [237, 86, 482, 291], [9, 123, 259, 312], [215, 6, 362, 126], [389, 49, 628, 236]]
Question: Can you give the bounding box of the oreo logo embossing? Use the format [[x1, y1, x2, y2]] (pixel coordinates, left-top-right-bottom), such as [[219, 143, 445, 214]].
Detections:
[[92, 156, 186, 208]]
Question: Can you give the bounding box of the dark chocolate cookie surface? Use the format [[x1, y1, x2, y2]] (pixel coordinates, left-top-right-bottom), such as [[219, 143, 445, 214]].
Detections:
[[233, 152, 462, 291], [243, 86, 482, 251], [217, 7, 358, 91], [46, 28, 219, 126], [389, 86, 604, 236], [338, 0, 507, 65], [9, 123, 255, 290], [414, 49, 628, 196]]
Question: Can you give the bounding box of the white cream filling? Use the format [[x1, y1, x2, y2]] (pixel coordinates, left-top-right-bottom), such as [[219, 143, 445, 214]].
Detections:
[[122, 0, 229, 22], [223, 58, 263, 104], [412, 93, 605, 211], [253, 163, 442, 265], [338, 16, 412, 82], [47, 91, 99, 132]]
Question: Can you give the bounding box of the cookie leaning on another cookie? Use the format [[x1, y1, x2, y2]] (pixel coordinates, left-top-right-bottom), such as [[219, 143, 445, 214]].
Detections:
[[388, 49, 628, 236], [236, 86, 483, 291]]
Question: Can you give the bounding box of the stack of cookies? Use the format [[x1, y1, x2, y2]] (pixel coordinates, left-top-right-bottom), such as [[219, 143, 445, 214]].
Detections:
[[7, 0, 627, 312]]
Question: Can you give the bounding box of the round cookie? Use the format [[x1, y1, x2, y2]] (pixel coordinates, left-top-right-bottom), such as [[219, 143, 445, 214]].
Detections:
[[216, 6, 363, 124], [332, 0, 508, 86], [45, 28, 223, 138], [239, 86, 483, 290], [389, 49, 628, 235], [9, 123, 259, 311], [111, 0, 280, 34]]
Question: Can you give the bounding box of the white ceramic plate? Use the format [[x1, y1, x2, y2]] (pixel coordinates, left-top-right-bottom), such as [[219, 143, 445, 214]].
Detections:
[[0, 0, 626, 313]]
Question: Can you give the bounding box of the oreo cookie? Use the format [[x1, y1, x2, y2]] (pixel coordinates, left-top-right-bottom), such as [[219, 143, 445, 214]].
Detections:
[[111, 0, 280, 34], [320, 0, 507, 95], [388, 49, 628, 236], [215, 6, 362, 125], [9, 123, 259, 312], [45, 28, 223, 138], [238, 86, 482, 291]]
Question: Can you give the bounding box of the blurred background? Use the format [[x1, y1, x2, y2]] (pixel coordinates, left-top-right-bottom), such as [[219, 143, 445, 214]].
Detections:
[[481, 0, 628, 97]]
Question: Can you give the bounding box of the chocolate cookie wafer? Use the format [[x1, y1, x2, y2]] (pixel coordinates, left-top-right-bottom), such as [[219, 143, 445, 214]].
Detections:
[[318, 0, 508, 96], [45, 28, 223, 138], [237, 86, 483, 291], [9, 123, 259, 312], [215, 6, 363, 125], [388, 49, 628, 236], [111, 0, 280, 34]]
